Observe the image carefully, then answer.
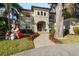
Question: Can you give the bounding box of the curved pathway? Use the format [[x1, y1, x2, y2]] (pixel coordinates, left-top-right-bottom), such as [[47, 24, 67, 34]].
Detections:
[[34, 32, 55, 48]]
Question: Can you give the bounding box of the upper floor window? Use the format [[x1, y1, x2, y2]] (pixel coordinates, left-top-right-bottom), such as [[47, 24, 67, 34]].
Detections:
[[41, 11, 43, 16], [44, 12, 46, 16], [37, 11, 40, 15]]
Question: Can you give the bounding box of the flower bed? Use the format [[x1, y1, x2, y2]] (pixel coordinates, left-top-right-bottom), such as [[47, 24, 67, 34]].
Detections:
[[49, 33, 62, 44], [26, 32, 40, 41]]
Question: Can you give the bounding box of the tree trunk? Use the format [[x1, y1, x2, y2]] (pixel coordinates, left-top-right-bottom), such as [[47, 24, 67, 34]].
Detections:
[[55, 3, 64, 39], [7, 4, 11, 30]]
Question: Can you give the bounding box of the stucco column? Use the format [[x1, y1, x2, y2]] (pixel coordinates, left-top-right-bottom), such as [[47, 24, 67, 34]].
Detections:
[[34, 23, 37, 32], [46, 22, 49, 32]]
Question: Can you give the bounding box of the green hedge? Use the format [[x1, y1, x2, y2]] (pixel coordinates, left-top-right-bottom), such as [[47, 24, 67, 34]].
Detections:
[[64, 18, 78, 22], [73, 25, 79, 34]]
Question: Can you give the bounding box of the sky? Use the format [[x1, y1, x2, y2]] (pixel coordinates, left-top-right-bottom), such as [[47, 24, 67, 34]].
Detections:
[[19, 3, 50, 9]]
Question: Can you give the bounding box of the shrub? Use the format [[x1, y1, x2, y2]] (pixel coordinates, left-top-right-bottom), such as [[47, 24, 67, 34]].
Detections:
[[73, 25, 79, 34], [26, 29, 34, 34], [21, 29, 26, 33], [21, 29, 34, 34], [50, 28, 55, 35], [64, 18, 78, 22], [63, 29, 69, 36], [0, 29, 5, 36], [0, 21, 8, 33]]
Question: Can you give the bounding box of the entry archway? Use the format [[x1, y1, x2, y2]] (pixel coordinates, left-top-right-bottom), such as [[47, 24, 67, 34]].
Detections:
[[37, 21, 46, 31]]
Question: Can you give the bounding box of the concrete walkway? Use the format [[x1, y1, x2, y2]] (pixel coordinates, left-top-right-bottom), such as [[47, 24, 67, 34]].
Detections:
[[12, 43, 79, 56], [34, 32, 55, 48]]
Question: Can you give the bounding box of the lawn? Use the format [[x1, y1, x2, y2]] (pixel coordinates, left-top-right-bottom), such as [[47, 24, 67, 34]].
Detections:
[[0, 38, 34, 56], [60, 34, 79, 44]]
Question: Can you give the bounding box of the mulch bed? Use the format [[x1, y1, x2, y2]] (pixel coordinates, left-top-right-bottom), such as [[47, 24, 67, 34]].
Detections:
[[51, 37, 63, 44], [49, 34, 63, 44], [26, 32, 40, 41]]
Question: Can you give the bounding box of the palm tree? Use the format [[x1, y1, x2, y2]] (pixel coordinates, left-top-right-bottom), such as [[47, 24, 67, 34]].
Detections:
[[55, 3, 64, 38], [2, 3, 23, 30], [73, 3, 79, 17], [50, 3, 64, 38], [64, 3, 75, 18], [3, 3, 12, 30], [12, 3, 23, 25], [50, 3, 75, 39]]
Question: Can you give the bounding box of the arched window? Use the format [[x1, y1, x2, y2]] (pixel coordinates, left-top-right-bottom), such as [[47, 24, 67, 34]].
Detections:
[[41, 11, 43, 16], [44, 12, 46, 16], [37, 11, 40, 15]]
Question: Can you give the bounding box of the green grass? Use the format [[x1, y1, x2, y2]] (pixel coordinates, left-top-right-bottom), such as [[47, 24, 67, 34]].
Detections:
[[60, 34, 79, 44], [0, 38, 34, 56]]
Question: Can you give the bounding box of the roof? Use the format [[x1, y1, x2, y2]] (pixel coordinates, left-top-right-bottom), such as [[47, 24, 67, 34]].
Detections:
[[31, 6, 50, 11], [22, 9, 31, 11]]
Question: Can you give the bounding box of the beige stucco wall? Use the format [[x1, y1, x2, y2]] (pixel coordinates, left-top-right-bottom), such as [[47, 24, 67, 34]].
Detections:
[[32, 9, 49, 32]]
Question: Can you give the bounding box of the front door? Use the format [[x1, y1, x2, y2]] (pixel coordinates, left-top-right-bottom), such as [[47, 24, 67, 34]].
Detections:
[[37, 21, 46, 31]]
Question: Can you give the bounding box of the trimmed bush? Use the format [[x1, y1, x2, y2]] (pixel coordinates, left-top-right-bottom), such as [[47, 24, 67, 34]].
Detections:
[[50, 28, 55, 35], [49, 27, 56, 39], [73, 25, 79, 34]]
